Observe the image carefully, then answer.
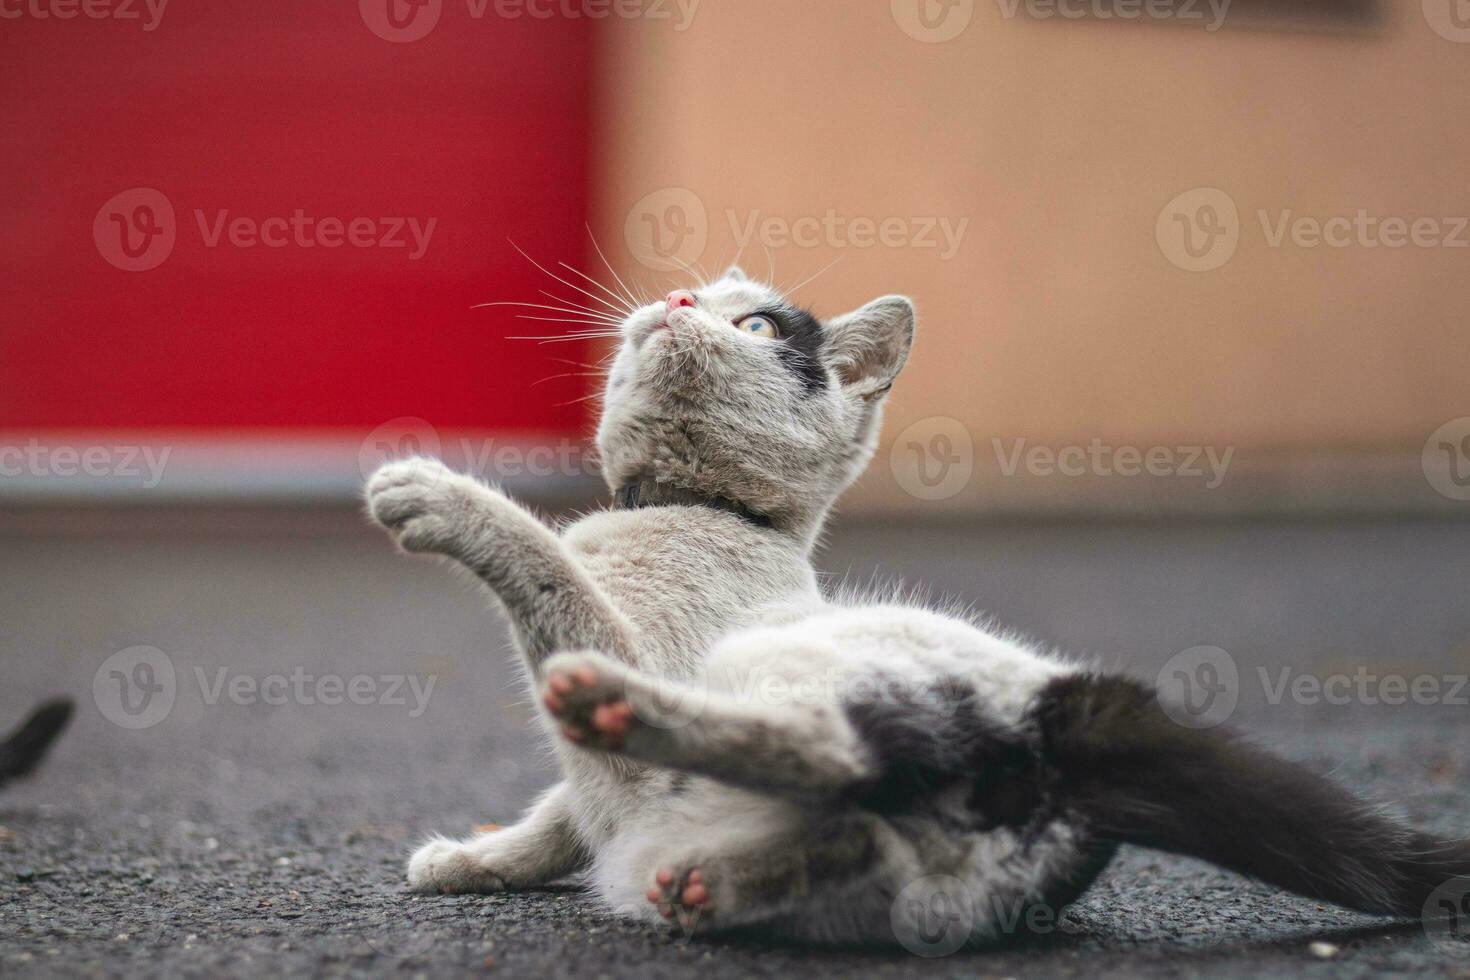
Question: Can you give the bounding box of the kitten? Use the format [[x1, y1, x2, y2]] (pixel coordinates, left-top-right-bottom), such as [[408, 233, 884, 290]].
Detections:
[[366, 267, 1468, 945]]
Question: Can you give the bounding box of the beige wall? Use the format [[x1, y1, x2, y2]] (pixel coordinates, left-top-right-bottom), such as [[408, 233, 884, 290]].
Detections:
[[592, 2, 1470, 514]]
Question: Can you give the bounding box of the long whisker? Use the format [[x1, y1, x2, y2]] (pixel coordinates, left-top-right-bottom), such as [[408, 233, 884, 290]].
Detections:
[[587, 224, 643, 310], [660, 251, 709, 286], [557, 262, 634, 315], [532, 371, 609, 387], [545, 356, 609, 371], [784, 255, 844, 297], [472, 301, 621, 324], [508, 334, 624, 344], [631, 244, 705, 287], [511, 315, 625, 326], [554, 391, 606, 408], [537, 290, 624, 322], [509, 240, 627, 316]]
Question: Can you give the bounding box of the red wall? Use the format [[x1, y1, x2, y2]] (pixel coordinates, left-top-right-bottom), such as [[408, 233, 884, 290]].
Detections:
[[1, 3, 595, 438]]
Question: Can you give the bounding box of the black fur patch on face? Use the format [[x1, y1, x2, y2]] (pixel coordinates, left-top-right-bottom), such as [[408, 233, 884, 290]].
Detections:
[[755, 304, 828, 395]]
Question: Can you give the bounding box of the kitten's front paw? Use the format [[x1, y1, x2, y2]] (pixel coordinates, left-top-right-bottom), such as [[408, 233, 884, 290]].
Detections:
[[407, 837, 507, 895], [540, 652, 635, 750], [366, 458, 486, 557]]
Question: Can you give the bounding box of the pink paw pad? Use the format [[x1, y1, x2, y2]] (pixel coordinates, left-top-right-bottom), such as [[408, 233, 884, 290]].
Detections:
[[647, 866, 712, 926], [540, 664, 633, 749]]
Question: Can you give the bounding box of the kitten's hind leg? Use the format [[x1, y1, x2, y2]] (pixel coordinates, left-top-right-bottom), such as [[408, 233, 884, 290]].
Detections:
[[634, 811, 890, 936], [540, 651, 874, 800], [407, 782, 586, 894]]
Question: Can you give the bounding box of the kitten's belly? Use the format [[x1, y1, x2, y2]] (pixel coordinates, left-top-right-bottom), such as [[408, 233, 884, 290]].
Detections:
[[562, 509, 821, 671]]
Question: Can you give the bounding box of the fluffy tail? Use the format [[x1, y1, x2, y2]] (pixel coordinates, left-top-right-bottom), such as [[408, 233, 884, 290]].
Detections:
[[0, 698, 74, 789], [1034, 674, 1470, 918]]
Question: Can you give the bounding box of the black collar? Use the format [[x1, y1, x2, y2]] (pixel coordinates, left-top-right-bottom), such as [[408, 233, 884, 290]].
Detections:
[[614, 479, 773, 529]]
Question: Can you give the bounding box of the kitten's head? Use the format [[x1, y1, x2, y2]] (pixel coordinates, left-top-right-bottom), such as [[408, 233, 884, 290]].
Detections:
[[596, 266, 915, 539]]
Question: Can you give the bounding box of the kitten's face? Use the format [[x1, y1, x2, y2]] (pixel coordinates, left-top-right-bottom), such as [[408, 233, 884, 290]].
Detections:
[[596, 267, 915, 535]]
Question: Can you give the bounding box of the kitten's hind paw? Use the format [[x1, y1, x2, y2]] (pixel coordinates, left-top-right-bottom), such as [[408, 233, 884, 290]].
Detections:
[[646, 865, 715, 932], [540, 652, 635, 750]]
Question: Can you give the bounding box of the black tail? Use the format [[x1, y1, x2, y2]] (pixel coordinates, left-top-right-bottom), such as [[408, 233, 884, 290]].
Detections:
[[1034, 674, 1470, 918], [0, 698, 74, 789]]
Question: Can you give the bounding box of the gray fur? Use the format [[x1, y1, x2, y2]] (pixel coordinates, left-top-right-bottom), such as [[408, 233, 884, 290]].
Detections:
[[367, 269, 1096, 945]]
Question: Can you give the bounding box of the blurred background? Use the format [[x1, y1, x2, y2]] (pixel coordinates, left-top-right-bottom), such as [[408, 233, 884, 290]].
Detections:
[[4, 0, 1468, 514], [2, 3, 1470, 974]]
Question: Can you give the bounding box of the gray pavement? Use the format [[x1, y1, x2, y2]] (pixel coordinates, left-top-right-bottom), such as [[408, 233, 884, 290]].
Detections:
[[1, 508, 1468, 978]]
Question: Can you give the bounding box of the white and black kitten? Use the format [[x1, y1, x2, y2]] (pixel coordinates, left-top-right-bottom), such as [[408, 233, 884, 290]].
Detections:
[[366, 266, 1468, 945]]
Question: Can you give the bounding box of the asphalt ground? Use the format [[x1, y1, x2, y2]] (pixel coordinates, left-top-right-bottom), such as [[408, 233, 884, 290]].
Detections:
[[1, 508, 1468, 978]]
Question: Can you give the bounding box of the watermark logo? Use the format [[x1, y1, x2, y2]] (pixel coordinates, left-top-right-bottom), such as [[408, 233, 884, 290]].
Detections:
[[358, 421, 604, 485], [94, 188, 176, 272], [359, 417, 444, 481], [890, 417, 975, 502], [95, 189, 437, 271], [620, 671, 710, 732], [890, 875, 1081, 955], [360, 0, 443, 42], [891, 0, 975, 42], [1423, 876, 1470, 951], [1156, 645, 1239, 729], [0, 0, 170, 30], [1422, 417, 1470, 501], [1156, 187, 1239, 272], [891, 874, 977, 956], [93, 646, 177, 730], [1423, 0, 1470, 43], [624, 187, 708, 272], [1161, 188, 1469, 272]]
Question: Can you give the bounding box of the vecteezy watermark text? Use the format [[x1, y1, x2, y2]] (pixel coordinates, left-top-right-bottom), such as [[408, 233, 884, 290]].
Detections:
[[1157, 186, 1470, 272], [195, 667, 436, 718], [1157, 645, 1470, 728], [0, 0, 169, 30], [727, 209, 970, 261], [891, 874, 1082, 956], [193, 210, 436, 260], [993, 437, 1234, 489], [94, 188, 437, 272], [359, 0, 700, 43], [93, 646, 439, 729], [0, 439, 171, 488], [996, 0, 1231, 30]]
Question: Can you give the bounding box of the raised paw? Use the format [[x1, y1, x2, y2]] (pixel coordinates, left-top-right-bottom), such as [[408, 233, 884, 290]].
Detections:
[[540, 652, 635, 750], [646, 865, 715, 931], [365, 458, 483, 556]]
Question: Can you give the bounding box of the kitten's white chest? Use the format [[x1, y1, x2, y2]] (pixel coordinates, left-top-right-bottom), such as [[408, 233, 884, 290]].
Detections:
[[561, 509, 820, 672]]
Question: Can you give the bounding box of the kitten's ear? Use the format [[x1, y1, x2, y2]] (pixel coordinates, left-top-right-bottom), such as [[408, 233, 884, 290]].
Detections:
[[721, 264, 749, 283], [825, 295, 915, 399]]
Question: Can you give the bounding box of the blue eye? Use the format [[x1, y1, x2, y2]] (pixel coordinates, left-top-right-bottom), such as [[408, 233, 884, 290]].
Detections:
[[736, 315, 778, 339]]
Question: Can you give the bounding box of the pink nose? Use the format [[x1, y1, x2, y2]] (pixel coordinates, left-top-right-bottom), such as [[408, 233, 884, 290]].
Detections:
[[665, 289, 697, 311]]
